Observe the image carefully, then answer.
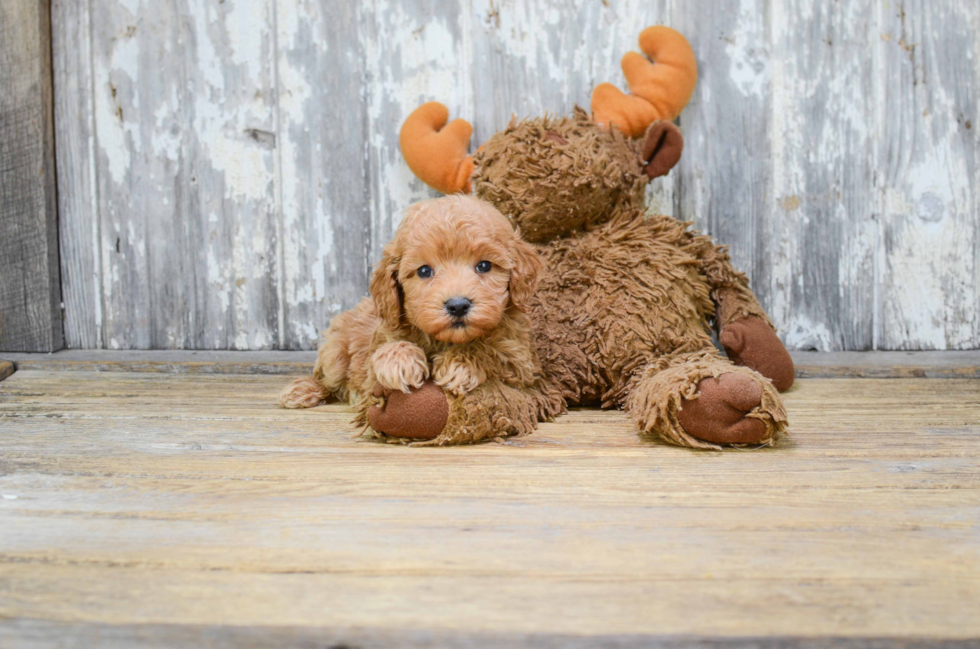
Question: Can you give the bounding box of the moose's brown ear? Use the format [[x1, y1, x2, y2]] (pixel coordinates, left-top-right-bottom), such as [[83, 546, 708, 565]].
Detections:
[[641, 120, 684, 179]]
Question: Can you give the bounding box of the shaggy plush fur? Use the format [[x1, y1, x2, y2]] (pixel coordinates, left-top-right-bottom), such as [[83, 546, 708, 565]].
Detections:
[[466, 108, 790, 449], [279, 195, 561, 443], [386, 25, 793, 449], [474, 112, 647, 243]]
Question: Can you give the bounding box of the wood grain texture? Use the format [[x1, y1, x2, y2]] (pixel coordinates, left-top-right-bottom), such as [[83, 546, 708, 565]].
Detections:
[[2, 350, 317, 374], [51, 1, 980, 351], [84, 0, 281, 349], [875, 0, 979, 350], [51, 0, 101, 350], [0, 0, 63, 352], [0, 361, 14, 382], [3, 349, 979, 378], [790, 350, 980, 378], [276, 0, 371, 349], [0, 370, 979, 641], [768, 0, 878, 351], [361, 0, 457, 267], [3, 621, 979, 649], [674, 0, 772, 312]]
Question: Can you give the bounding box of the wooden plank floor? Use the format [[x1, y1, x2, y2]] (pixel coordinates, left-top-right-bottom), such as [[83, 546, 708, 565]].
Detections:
[[1, 367, 979, 646], [4, 349, 980, 378]]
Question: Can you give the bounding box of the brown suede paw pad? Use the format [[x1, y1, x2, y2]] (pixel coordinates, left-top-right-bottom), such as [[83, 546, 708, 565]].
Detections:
[[368, 380, 449, 440], [720, 317, 795, 391], [677, 373, 768, 445]]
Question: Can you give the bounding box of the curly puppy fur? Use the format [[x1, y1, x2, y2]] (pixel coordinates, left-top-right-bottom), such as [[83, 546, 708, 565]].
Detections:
[[469, 108, 788, 449], [279, 195, 553, 441]]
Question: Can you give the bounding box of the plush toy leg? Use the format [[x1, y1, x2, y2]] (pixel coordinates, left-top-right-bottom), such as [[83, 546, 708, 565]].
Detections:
[[367, 379, 565, 446], [625, 350, 787, 450]]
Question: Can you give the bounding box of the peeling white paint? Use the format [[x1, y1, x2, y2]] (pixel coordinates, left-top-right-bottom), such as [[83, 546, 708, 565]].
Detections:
[[725, 0, 769, 99], [781, 316, 836, 351], [207, 130, 273, 202], [876, 0, 978, 350], [57, 0, 979, 350], [94, 76, 134, 185]]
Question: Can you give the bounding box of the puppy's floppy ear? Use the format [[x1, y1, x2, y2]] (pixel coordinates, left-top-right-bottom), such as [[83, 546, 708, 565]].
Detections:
[[508, 235, 542, 311], [369, 239, 404, 330]]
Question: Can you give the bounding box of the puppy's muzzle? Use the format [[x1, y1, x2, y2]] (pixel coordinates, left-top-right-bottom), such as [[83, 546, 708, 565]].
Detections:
[[444, 297, 472, 319]]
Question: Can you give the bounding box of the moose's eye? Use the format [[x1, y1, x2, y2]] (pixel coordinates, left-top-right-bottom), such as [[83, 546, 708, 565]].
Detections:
[[475, 260, 492, 274], [417, 265, 433, 279]]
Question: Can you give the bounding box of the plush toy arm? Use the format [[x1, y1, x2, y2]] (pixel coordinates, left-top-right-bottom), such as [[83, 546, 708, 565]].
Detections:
[[676, 228, 770, 327], [678, 228, 795, 391], [712, 282, 795, 392], [712, 275, 772, 331]]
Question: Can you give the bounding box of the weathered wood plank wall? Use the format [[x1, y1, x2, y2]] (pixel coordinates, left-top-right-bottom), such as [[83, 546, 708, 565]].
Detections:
[[0, 0, 63, 352], [51, 0, 979, 351]]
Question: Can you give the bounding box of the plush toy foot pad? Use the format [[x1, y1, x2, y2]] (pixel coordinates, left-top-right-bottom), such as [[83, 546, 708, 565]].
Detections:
[[720, 317, 795, 391], [368, 380, 449, 440], [677, 373, 768, 445]]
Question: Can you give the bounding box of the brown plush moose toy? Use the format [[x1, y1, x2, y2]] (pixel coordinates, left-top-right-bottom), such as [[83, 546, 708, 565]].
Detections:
[[366, 26, 794, 449]]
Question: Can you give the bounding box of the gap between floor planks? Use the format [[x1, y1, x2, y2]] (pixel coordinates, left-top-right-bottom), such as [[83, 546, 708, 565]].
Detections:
[[1, 350, 979, 378]]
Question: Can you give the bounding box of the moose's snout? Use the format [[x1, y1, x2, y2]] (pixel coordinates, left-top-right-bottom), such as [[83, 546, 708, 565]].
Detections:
[[444, 297, 472, 318]]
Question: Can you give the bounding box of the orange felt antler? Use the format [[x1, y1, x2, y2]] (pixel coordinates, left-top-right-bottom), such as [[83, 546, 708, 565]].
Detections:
[[591, 26, 698, 138], [399, 102, 475, 194]]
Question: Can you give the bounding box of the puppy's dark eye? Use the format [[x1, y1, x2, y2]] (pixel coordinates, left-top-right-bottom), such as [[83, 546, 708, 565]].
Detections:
[[475, 261, 492, 274], [417, 265, 433, 279]]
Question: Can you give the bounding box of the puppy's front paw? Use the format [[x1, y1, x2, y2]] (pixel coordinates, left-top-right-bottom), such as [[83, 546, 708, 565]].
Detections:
[[372, 342, 429, 393], [433, 358, 486, 396]]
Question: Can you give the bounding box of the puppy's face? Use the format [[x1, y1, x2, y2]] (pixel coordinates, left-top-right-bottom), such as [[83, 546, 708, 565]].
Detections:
[[370, 196, 541, 344]]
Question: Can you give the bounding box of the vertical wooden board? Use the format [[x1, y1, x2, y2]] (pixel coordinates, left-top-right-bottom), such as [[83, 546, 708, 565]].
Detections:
[[468, 0, 674, 214], [876, 0, 978, 350], [359, 0, 471, 269], [89, 0, 149, 349], [767, 0, 877, 350], [48, 0, 980, 352], [976, 1, 980, 352], [672, 0, 773, 320], [52, 0, 102, 349], [468, 0, 665, 137], [275, 1, 371, 350], [91, 0, 280, 349], [0, 0, 63, 352]]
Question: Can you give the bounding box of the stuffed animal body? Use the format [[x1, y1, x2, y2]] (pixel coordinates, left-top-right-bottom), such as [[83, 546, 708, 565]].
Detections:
[[374, 27, 795, 449]]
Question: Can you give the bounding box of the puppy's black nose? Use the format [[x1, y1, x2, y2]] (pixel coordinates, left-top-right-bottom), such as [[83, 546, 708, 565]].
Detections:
[[444, 297, 472, 318]]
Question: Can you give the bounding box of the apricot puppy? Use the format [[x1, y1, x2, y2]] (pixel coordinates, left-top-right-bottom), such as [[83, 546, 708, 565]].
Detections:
[[279, 195, 543, 435]]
